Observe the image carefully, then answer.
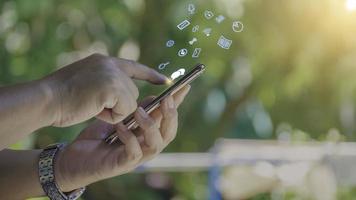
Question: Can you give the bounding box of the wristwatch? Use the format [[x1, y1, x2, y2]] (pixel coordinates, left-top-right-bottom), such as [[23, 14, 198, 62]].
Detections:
[[38, 143, 85, 200]]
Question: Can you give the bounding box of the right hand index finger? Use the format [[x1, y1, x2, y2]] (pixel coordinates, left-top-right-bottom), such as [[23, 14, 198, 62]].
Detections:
[[111, 57, 169, 85]]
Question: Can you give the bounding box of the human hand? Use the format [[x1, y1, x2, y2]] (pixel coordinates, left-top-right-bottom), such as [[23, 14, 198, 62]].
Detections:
[[54, 85, 191, 192], [41, 53, 168, 127]]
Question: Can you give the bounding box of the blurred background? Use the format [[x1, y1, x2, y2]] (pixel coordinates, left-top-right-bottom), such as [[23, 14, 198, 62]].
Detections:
[[2, 0, 356, 199]]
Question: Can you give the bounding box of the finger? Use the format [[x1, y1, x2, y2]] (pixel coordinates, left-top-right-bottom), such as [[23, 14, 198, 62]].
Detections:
[[96, 105, 134, 124], [115, 123, 143, 165], [96, 82, 138, 124], [139, 96, 156, 108], [112, 89, 137, 120], [96, 108, 117, 123], [77, 120, 114, 140], [140, 85, 190, 126], [134, 107, 163, 155], [111, 57, 169, 85], [119, 73, 140, 100], [160, 96, 178, 145], [150, 109, 162, 127], [98, 89, 137, 124], [172, 85, 191, 108], [139, 96, 162, 126]]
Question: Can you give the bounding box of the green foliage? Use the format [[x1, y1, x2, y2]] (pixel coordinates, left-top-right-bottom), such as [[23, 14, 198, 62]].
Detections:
[[2, 0, 356, 199]]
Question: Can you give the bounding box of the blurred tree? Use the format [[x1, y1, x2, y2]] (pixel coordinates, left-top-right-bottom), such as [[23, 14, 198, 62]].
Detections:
[[2, 0, 356, 199]]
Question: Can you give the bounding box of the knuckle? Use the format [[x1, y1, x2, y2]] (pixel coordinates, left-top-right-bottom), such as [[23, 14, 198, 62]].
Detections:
[[92, 54, 109, 66], [169, 109, 178, 118], [120, 100, 136, 117], [102, 74, 117, 86], [164, 108, 178, 120], [132, 86, 139, 99], [142, 118, 156, 130], [129, 97, 138, 109], [98, 91, 115, 107], [167, 135, 177, 144], [111, 113, 124, 123], [90, 53, 104, 59], [147, 145, 161, 155], [127, 151, 143, 162], [94, 56, 115, 70], [101, 58, 116, 70], [126, 59, 136, 67], [126, 132, 136, 143]]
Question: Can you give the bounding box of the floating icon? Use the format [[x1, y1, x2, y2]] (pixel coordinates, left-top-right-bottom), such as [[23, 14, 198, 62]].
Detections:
[[192, 48, 202, 58], [215, 15, 225, 24], [177, 19, 191, 30], [188, 4, 196, 15], [171, 68, 186, 80], [189, 37, 198, 45], [217, 35, 232, 49], [203, 28, 212, 36], [204, 10, 214, 19], [178, 48, 188, 57], [158, 62, 170, 70], [192, 25, 199, 33], [166, 40, 175, 48], [232, 21, 244, 32]]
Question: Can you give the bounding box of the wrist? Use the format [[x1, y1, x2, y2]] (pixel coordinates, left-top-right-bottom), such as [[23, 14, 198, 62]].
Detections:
[[35, 78, 59, 127], [54, 147, 78, 193]]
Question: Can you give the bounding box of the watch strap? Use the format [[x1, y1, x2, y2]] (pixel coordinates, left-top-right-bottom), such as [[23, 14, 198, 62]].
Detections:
[[39, 143, 85, 200]]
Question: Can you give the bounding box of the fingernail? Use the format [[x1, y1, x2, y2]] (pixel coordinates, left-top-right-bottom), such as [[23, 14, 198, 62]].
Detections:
[[163, 77, 171, 85], [186, 85, 191, 91], [157, 73, 169, 84], [183, 85, 191, 96], [138, 107, 149, 118], [167, 96, 175, 109], [165, 78, 173, 85]]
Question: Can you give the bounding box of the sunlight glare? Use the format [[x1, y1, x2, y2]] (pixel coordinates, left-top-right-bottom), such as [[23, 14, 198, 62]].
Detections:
[[346, 0, 356, 11]]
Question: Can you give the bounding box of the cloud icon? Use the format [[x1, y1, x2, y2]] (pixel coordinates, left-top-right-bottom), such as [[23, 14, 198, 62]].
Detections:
[[171, 68, 186, 80]]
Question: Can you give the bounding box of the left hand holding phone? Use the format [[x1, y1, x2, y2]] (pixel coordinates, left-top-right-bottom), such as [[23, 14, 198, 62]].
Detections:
[[53, 85, 191, 192]]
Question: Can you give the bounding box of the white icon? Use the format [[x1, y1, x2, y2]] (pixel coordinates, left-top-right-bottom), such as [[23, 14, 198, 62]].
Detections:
[[192, 25, 199, 33], [203, 28, 212, 36], [189, 37, 198, 45], [177, 19, 191, 30], [217, 35, 232, 49], [188, 4, 196, 15], [215, 15, 225, 23], [192, 48, 202, 58], [158, 62, 170, 70], [171, 68, 186, 80], [204, 10, 214, 19], [166, 40, 175, 48], [178, 48, 188, 57], [232, 21, 244, 32]]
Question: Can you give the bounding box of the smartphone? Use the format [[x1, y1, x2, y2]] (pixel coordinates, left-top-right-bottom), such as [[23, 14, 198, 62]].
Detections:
[[104, 63, 206, 144]]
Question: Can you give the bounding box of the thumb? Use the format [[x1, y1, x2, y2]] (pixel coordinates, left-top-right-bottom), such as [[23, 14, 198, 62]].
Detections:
[[96, 108, 126, 124]]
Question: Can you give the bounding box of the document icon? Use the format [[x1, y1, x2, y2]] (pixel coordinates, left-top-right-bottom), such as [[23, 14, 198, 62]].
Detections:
[[217, 35, 232, 50], [177, 20, 191, 30]]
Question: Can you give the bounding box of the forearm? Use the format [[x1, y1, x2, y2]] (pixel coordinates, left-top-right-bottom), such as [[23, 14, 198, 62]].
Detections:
[[0, 80, 55, 150], [0, 149, 45, 199]]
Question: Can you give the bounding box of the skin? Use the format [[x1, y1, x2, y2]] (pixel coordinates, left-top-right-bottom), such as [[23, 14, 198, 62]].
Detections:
[[0, 53, 168, 150], [0, 53, 191, 199]]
